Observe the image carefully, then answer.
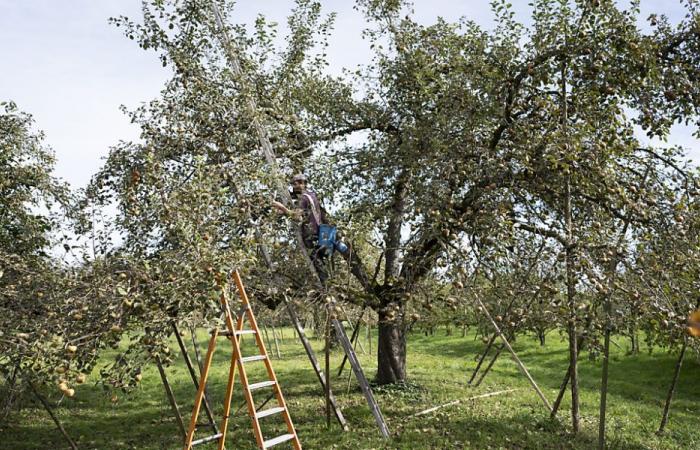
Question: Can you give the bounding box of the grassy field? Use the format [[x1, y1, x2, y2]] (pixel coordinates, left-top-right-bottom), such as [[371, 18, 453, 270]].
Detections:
[[3, 326, 699, 449]]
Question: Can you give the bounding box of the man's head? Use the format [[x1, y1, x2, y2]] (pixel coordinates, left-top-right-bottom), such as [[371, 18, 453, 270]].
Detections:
[[291, 173, 307, 195]]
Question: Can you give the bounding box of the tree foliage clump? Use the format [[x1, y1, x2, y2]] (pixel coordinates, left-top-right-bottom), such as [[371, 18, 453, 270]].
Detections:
[[0, 102, 100, 414]]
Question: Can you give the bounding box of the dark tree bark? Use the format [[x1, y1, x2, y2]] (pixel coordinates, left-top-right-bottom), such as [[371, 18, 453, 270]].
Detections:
[[376, 307, 407, 384], [561, 59, 580, 433], [537, 329, 546, 346], [629, 328, 639, 355], [598, 306, 612, 450], [384, 171, 407, 283], [565, 241, 580, 434], [373, 170, 409, 384]]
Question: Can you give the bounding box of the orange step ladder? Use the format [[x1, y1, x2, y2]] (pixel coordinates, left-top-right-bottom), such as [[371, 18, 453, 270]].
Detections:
[[183, 270, 301, 450]]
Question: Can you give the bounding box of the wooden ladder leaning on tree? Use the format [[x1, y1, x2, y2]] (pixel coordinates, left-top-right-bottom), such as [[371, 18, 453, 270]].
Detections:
[[183, 270, 301, 450]]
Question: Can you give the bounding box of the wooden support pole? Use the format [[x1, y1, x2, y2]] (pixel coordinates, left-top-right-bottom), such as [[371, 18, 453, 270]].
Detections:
[[171, 322, 218, 434], [368, 322, 372, 354], [550, 332, 588, 420], [658, 336, 688, 435], [283, 296, 348, 430], [468, 332, 498, 385], [325, 305, 332, 428], [474, 343, 505, 387], [30, 383, 79, 450], [155, 355, 187, 441], [262, 326, 274, 358], [476, 297, 552, 412], [410, 389, 519, 418], [338, 305, 366, 354], [468, 242, 548, 385], [271, 325, 282, 358], [331, 317, 390, 438]]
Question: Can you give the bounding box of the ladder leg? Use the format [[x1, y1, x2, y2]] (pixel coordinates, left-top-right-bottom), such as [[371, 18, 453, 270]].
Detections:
[[184, 331, 219, 450], [332, 317, 390, 438], [233, 271, 302, 450], [230, 274, 265, 448], [217, 350, 238, 450]]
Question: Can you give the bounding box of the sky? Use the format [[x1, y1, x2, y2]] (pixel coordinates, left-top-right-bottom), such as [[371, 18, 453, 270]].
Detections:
[[0, 0, 697, 191]]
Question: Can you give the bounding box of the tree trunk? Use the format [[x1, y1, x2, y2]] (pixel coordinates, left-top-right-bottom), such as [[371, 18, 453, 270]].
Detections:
[[598, 310, 612, 450], [0, 365, 19, 421], [376, 308, 406, 385], [562, 57, 580, 434], [565, 249, 580, 433], [629, 328, 639, 355], [376, 167, 408, 386], [550, 333, 587, 419]]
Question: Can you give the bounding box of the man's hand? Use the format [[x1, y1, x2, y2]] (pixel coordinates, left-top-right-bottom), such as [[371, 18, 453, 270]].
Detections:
[[271, 200, 289, 214], [271, 200, 302, 221], [288, 209, 303, 221]]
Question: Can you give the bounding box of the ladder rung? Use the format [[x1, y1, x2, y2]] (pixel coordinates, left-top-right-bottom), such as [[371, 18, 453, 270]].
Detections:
[[256, 406, 285, 419], [263, 433, 295, 448], [191, 433, 223, 446], [249, 380, 276, 391], [235, 329, 257, 335], [217, 329, 257, 337], [240, 355, 266, 363]]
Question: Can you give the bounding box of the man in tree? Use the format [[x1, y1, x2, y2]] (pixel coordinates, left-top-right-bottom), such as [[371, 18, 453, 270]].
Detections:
[[273, 173, 330, 283]]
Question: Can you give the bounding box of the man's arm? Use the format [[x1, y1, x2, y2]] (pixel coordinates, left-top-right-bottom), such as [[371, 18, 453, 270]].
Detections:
[[271, 200, 302, 221]]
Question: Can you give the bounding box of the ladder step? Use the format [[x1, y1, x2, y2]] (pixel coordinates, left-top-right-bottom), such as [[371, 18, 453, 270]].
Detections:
[[249, 380, 276, 391], [240, 355, 266, 363], [235, 329, 257, 335], [263, 433, 295, 448], [255, 406, 285, 419], [217, 329, 257, 337], [191, 433, 223, 446]]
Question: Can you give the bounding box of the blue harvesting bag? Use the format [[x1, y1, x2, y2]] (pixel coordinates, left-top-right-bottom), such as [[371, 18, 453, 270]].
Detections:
[[318, 224, 350, 256], [318, 224, 337, 254]]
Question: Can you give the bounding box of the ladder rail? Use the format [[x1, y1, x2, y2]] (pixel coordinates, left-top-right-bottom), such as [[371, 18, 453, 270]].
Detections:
[[172, 322, 219, 434], [217, 285, 245, 450], [183, 331, 219, 450], [216, 350, 238, 450], [332, 315, 390, 438], [226, 291, 265, 448]]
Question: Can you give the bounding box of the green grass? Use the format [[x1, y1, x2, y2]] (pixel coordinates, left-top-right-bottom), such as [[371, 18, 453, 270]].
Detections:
[[2, 327, 699, 449]]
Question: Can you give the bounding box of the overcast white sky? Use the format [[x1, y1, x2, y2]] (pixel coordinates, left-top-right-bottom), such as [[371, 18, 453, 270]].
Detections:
[[0, 1, 697, 191]]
